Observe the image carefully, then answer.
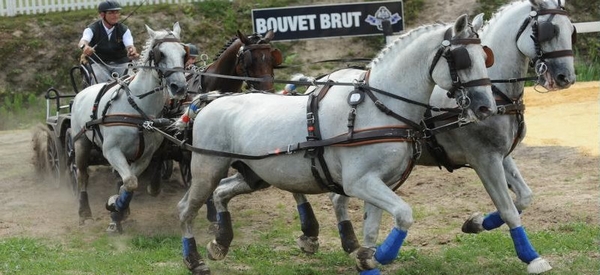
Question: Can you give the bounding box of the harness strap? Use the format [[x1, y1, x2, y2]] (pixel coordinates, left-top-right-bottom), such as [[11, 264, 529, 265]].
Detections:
[[305, 84, 346, 196], [423, 84, 527, 172]]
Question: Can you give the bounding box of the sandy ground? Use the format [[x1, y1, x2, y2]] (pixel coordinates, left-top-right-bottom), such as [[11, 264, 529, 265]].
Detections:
[[523, 81, 599, 156]]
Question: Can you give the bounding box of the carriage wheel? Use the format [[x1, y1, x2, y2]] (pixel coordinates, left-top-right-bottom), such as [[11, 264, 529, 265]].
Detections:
[[65, 128, 79, 196], [179, 152, 192, 188], [46, 133, 66, 186], [161, 159, 174, 180]]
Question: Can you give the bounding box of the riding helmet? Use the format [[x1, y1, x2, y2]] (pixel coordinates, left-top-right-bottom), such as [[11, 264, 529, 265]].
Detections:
[[187, 44, 199, 57], [98, 0, 122, 12]]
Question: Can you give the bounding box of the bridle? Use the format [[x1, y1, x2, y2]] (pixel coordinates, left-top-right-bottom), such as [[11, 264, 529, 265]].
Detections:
[[149, 35, 188, 78], [515, 3, 576, 76], [429, 27, 493, 107], [236, 43, 276, 90]]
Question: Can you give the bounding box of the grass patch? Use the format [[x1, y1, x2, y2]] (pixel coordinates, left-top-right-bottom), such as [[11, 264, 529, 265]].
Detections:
[[0, 222, 597, 274]]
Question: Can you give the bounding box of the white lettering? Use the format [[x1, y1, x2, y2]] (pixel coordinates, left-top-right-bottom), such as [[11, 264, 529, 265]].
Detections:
[[256, 15, 318, 33], [320, 12, 363, 29], [256, 18, 267, 34]]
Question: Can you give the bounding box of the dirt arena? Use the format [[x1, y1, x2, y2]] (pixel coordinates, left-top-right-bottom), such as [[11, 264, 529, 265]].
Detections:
[[0, 82, 597, 270]]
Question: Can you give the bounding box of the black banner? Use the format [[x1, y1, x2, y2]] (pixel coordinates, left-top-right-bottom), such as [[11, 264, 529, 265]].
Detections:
[[252, 1, 404, 41]]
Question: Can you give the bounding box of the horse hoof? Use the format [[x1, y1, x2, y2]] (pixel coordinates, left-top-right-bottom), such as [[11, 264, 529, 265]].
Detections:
[[296, 235, 319, 254], [191, 264, 211, 275], [106, 222, 123, 234], [355, 246, 377, 271], [527, 258, 552, 274], [78, 216, 93, 226], [206, 240, 228, 261], [461, 212, 485, 234], [184, 258, 211, 275], [105, 195, 119, 212], [146, 184, 161, 197]]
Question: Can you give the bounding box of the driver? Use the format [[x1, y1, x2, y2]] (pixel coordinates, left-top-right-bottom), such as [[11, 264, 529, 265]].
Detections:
[[78, 0, 139, 84]]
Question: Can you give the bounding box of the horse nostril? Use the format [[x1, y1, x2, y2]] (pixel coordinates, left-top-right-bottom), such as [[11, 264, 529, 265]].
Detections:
[[479, 106, 492, 117], [556, 74, 572, 86]]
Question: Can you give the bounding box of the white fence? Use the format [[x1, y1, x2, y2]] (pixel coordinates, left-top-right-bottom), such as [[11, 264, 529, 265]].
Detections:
[[0, 0, 206, 17]]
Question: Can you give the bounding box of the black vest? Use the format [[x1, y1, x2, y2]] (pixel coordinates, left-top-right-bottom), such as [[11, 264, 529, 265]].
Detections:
[[88, 20, 129, 63]]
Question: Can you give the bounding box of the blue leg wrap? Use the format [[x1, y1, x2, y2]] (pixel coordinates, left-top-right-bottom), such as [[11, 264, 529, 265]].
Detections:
[[374, 228, 407, 265], [182, 237, 195, 258], [115, 191, 133, 212], [482, 211, 504, 230], [482, 210, 523, 231], [510, 226, 539, 264], [359, 268, 381, 275]]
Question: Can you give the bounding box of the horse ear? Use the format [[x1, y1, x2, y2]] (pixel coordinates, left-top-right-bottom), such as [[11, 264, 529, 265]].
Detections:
[[471, 13, 485, 33], [271, 48, 283, 66], [173, 22, 181, 38], [238, 30, 250, 45], [529, 0, 544, 10], [453, 14, 469, 36], [263, 30, 275, 43], [145, 24, 156, 38]]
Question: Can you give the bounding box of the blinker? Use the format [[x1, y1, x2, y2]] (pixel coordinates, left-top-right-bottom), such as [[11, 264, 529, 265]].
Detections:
[[483, 46, 494, 68], [450, 47, 472, 70], [537, 21, 558, 42]]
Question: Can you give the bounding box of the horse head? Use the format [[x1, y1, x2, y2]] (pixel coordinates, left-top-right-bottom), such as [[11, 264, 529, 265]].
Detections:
[[145, 22, 188, 100], [516, 0, 576, 90], [429, 13, 496, 121], [235, 30, 283, 92]]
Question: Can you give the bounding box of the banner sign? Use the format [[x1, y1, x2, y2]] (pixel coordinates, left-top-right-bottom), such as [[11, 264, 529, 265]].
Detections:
[[252, 1, 404, 41]]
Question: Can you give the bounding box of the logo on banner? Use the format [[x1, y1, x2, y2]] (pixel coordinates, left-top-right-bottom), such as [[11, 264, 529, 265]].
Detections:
[[365, 6, 402, 31]]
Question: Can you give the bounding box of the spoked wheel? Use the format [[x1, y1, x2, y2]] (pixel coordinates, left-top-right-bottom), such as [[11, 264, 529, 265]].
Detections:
[[65, 128, 79, 196], [179, 151, 192, 188], [46, 132, 66, 187]]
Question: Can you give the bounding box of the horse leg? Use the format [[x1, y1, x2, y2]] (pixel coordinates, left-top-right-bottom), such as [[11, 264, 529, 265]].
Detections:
[[204, 194, 218, 233], [462, 156, 533, 233], [293, 193, 320, 254], [362, 201, 384, 248], [329, 193, 361, 254], [209, 173, 270, 260], [178, 158, 228, 275], [103, 149, 142, 233], [345, 178, 413, 274], [470, 154, 551, 274], [75, 136, 92, 225]]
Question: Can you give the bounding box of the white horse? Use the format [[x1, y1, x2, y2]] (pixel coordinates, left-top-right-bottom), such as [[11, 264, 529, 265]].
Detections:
[[68, 22, 188, 233], [296, 0, 575, 274], [178, 14, 496, 275]]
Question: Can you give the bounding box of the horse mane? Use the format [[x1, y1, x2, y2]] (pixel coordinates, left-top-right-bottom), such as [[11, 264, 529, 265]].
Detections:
[[212, 32, 264, 61], [369, 23, 445, 69], [213, 37, 238, 61], [136, 28, 180, 65], [482, 0, 559, 34]]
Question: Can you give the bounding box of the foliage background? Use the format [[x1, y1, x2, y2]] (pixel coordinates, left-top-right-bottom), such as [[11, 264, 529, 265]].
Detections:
[[0, 0, 597, 99]]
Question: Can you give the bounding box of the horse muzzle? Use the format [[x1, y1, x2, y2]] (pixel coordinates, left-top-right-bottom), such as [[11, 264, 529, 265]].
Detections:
[[535, 60, 576, 91]]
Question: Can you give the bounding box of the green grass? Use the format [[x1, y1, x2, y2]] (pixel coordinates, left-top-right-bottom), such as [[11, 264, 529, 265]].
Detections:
[[1, 222, 597, 275]]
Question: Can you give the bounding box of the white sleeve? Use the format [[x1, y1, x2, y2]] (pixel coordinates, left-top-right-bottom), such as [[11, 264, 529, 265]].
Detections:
[[80, 28, 93, 43], [122, 29, 134, 47]]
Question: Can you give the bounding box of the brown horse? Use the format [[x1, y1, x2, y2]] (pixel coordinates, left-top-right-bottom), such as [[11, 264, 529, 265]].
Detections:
[[186, 29, 283, 94]]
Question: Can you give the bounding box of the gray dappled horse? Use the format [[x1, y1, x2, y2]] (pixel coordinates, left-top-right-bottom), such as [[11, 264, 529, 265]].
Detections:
[[178, 14, 496, 275], [296, 0, 576, 274], [69, 23, 188, 233]]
